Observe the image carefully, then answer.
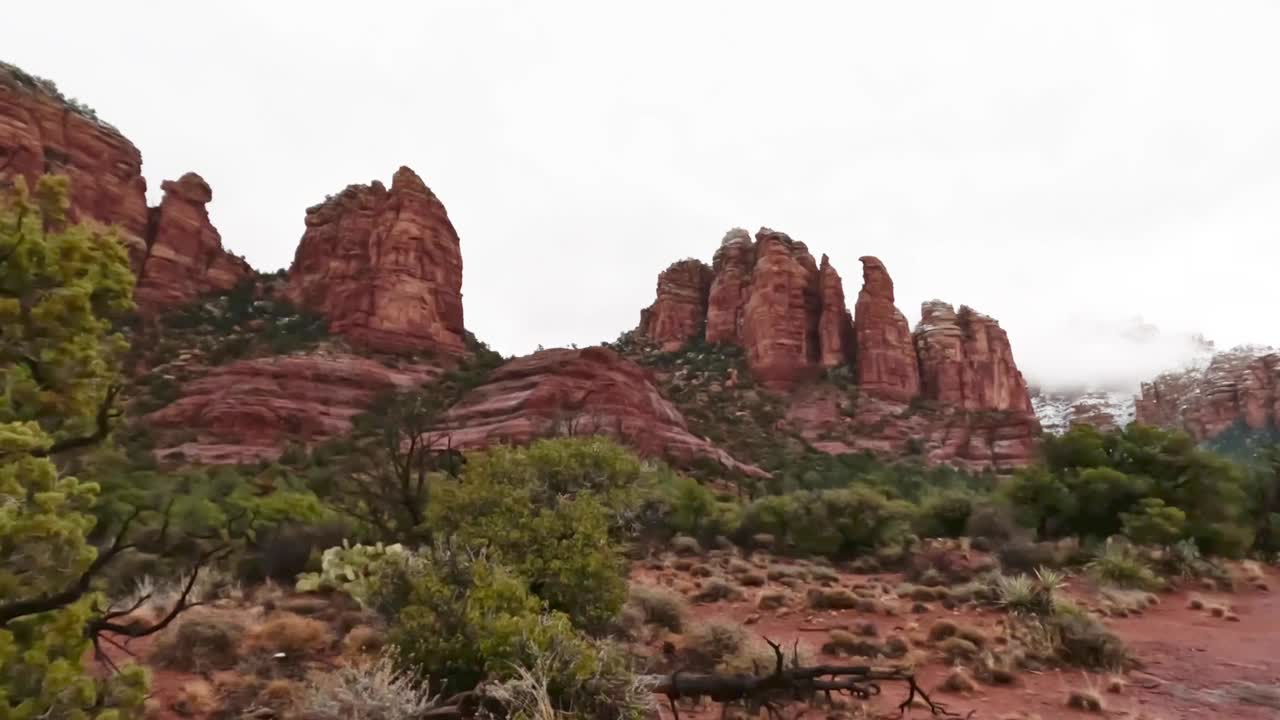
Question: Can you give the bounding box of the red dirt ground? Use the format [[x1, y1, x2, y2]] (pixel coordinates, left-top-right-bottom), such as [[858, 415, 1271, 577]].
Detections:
[[634, 562, 1280, 720]]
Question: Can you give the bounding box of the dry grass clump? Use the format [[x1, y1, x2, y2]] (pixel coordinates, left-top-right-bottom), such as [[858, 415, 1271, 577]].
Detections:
[[1207, 603, 1227, 618], [766, 564, 806, 582], [806, 587, 859, 610], [684, 620, 748, 671], [1187, 595, 1205, 610], [938, 637, 980, 663], [297, 653, 440, 720], [940, 667, 977, 693], [927, 620, 958, 642], [810, 566, 840, 584], [737, 570, 767, 587], [670, 535, 703, 556], [853, 621, 878, 637], [821, 630, 881, 658], [693, 578, 745, 603], [672, 558, 694, 572], [757, 589, 790, 611], [1105, 675, 1127, 694], [254, 679, 298, 711], [627, 584, 689, 632], [244, 613, 335, 658], [689, 563, 714, 578], [341, 625, 385, 657], [1066, 687, 1105, 712], [172, 680, 217, 717], [150, 611, 246, 672], [882, 634, 910, 659]]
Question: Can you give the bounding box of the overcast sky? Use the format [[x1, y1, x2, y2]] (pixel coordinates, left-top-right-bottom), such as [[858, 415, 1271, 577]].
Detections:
[[10, 1, 1279, 391]]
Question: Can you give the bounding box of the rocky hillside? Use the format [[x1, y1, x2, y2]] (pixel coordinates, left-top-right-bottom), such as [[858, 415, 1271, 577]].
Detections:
[[1136, 345, 1280, 447], [629, 229, 1042, 470], [3, 60, 1047, 475], [1031, 388, 1135, 434]]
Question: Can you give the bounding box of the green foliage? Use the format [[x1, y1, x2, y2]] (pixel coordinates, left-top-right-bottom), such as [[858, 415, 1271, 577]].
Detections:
[[146, 277, 328, 367], [1005, 425, 1255, 556], [295, 542, 413, 611], [738, 486, 915, 557], [915, 490, 975, 538], [0, 177, 145, 719], [388, 545, 588, 693], [1087, 540, 1163, 591], [1120, 498, 1187, 547], [429, 439, 645, 632], [655, 473, 740, 540]]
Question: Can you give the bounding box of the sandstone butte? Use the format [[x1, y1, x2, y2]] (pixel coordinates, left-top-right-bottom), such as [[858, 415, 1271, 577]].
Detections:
[[635, 228, 1041, 468], [0, 62, 252, 312], [4, 60, 1039, 472], [1136, 346, 1280, 442]]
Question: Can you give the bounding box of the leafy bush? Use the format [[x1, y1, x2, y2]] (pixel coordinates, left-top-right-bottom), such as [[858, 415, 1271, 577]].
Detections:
[[684, 620, 747, 671], [915, 491, 975, 538], [429, 439, 648, 631], [738, 486, 914, 557]]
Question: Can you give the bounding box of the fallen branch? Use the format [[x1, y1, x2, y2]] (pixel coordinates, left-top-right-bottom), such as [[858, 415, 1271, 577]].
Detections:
[[647, 639, 968, 719]]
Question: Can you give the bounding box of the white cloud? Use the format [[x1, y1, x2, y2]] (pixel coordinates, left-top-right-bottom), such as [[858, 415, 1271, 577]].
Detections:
[[8, 0, 1280, 386]]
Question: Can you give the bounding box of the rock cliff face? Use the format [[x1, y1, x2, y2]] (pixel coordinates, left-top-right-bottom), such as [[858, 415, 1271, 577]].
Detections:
[[1032, 389, 1135, 434], [1136, 347, 1280, 441], [284, 167, 466, 356], [853, 256, 920, 401], [441, 347, 766, 477], [633, 231, 1041, 468], [638, 228, 853, 386], [913, 301, 1032, 413], [0, 63, 252, 312], [740, 229, 825, 386], [133, 173, 253, 308], [143, 351, 440, 465], [637, 259, 713, 351]]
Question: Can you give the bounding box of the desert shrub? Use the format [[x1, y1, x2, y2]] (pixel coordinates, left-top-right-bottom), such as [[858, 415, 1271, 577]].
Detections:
[[245, 613, 336, 658], [757, 589, 790, 610], [150, 612, 246, 672], [429, 439, 642, 631], [342, 625, 386, 657], [1066, 688, 1105, 713], [626, 585, 689, 632], [883, 634, 910, 658], [1087, 541, 1163, 591], [298, 653, 441, 720], [685, 620, 747, 671], [940, 667, 977, 693], [994, 572, 1055, 616], [997, 540, 1060, 573], [807, 587, 860, 610], [694, 578, 745, 603], [821, 630, 880, 657], [481, 635, 653, 720], [1049, 613, 1129, 670], [915, 491, 975, 538], [737, 570, 767, 586], [669, 535, 703, 556], [659, 474, 740, 540], [1121, 498, 1187, 547], [938, 637, 980, 662], [738, 487, 914, 557]]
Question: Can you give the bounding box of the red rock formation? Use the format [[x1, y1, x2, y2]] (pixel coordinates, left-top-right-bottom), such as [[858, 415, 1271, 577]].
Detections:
[[786, 386, 1040, 471], [144, 352, 439, 464], [705, 229, 756, 344], [0, 63, 253, 312], [637, 259, 713, 350], [1136, 347, 1280, 441], [133, 173, 253, 309], [740, 229, 823, 386], [817, 255, 854, 369], [442, 346, 767, 478], [914, 301, 1033, 413], [1, 63, 148, 251], [285, 167, 465, 356], [852, 257, 920, 401]]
